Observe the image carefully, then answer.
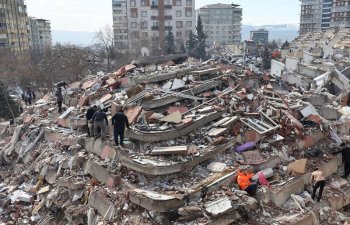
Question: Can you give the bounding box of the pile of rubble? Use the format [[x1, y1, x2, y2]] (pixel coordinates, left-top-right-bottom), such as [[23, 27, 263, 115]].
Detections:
[[1, 34, 350, 224]]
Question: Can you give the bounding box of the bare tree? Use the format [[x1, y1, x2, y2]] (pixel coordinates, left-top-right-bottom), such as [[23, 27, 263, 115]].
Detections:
[[94, 25, 115, 72]]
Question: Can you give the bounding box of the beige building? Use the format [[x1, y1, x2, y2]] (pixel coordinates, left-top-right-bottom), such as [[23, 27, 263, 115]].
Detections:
[[299, 0, 350, 35], [113, 0, 196, 56], [28, 17, 52, 55], [197, 3, 242, 47], [0, 0, 30, 55]]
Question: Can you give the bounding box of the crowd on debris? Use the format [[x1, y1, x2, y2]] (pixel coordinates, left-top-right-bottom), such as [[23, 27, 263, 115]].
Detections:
[[2, 29, 350, 225]]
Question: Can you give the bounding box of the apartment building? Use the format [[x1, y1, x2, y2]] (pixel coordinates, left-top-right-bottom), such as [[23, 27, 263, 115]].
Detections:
[[0, 0, 30, 55], [28, 18, 52, 55], [250, 28, 269, 44], [197, 3, 242, 47], [331, 0, 350, 28], [299, 0, 349, 34], [112, 0, 196, 56]]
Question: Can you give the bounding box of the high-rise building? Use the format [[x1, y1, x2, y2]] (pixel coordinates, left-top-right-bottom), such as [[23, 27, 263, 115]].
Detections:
[[250, 28, 269, 44], [331, 0, 350, 28], [197, 3, 242, 47], [299, 0, 348, 34], [28, 18, 52, 55], [112, 0, 196, 56], [0, 0, 30, 55]]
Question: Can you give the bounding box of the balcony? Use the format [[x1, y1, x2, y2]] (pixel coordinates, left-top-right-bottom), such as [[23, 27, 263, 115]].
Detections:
[[151, 26, 159, 30], [165, 15, 172, 20], [165, 26, 173, 30], [165, 5, 172, 9], [151, 4, 158, 9], [151, 16, 159, 20]]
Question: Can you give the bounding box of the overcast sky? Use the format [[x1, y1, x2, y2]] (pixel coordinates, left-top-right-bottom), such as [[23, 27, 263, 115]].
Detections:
[[26, 0, 300, 32]]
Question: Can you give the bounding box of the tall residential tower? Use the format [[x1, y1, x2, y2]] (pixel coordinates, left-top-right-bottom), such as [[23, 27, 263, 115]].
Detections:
[[28, 18, 52, 55], [112, 0, 196, 56], [299, 0, 349, 34], [197, 3, 242, 47], [0, 0, 30, 54]]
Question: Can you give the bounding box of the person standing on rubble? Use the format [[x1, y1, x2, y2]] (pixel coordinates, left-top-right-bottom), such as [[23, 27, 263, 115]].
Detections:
[[237, 168, 258, 196], [86, 105, 97, 137], [333, 143, 350, 179], [92, 107, 108, 140], [310, 168, 326, 202], [112, 109, 129, 147], [55, 87, 63, 113]]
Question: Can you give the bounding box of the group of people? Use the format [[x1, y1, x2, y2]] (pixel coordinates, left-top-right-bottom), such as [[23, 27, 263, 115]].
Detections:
[[236, 143, 350, 203], [85, 105, 129, 146], [22, 89, 36, 106], [237, 166, 326, 202]]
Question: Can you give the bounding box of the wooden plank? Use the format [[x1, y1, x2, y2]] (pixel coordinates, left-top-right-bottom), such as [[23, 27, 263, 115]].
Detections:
[[151, 146, 188, 155], [220, 116, 239, 127], [208, 128, 228, 137], [125, 106, 142, 124], [58, 107, 75, 119]]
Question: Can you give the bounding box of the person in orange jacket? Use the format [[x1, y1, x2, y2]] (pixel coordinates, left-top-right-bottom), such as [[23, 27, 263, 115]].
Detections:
[[237, 168, 258, 196]]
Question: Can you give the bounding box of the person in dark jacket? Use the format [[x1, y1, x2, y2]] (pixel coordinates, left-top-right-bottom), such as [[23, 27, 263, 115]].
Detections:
[[55, 87, 63, 113], [86, 105, 97, 137], [112, 110, 129, 146], [333, 143, 350, 179], [92, 108, 108, 139]]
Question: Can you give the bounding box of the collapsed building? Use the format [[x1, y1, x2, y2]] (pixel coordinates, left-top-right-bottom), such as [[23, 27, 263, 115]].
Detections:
[[1, 32, 350, 225]]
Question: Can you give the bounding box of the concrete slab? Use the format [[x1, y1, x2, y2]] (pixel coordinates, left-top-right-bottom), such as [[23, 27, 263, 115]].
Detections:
[[88, 191, 116, 220], [84, 160, 120, 187], [119, 139, 235, 175], [126, 111, 224, 142], [269, 178, 304, 207]]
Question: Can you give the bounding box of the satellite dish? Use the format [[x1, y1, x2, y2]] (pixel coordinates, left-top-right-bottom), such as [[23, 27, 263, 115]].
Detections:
[[141, 47, 150, 57]]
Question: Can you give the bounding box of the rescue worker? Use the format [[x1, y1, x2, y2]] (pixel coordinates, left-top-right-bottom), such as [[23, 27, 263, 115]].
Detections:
[[55, 87, 63, 113], [92, 108, 108, 140], [333, 143, 350, 179], [237, 168, 258, 196], [112, 109, 129, 146], [85, 105, 97, 137], [310, 168, 326, 202]]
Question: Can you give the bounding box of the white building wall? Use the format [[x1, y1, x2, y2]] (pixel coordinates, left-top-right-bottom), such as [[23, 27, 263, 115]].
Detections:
[[271, 59, 286, 77], [285, 56, 299, 73]]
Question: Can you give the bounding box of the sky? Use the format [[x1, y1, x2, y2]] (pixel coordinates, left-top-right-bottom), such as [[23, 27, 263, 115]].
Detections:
[[26, 0, 300, 32]]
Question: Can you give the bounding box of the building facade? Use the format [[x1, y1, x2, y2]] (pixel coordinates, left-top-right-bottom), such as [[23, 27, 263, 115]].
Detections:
[[112, 0, 196, 56], [299, 0, 350, 34], [197, 3, 242, 47], [28, 18, 52, 55], [331, 0, 350, 28], [0, 0, 30, 55], [250, 28, 269, 44]]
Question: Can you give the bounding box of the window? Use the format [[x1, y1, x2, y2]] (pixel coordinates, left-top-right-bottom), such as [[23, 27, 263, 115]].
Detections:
[[131, 22, 137, 28], [186, 21, 192, 27], [176, 10, 182, 17], [141, 11, 147, 17], [130, 0, 136, 7], [141, 0, 146, 6], [185, 10, 192, 17], [141, 21, 148, 29], [175, 0, 182, 6], [176, 31, 182, 38], [142, 32, 148, 39], [152, 21, 159, 27], [131, 11, 137, 18], [176, 21, 183, 28], [152, 0, 158, 5], [165, 0, 171, 5], [186, 0, 192, 6]]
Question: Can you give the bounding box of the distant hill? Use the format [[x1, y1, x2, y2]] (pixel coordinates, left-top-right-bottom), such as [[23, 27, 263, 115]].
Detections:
[[52, 24, 299, 46], [242, 24, 299, 42], [52, 30, 96, 46]]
